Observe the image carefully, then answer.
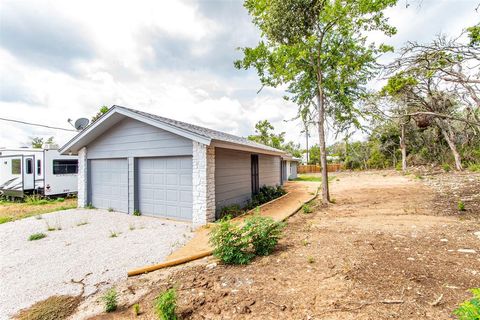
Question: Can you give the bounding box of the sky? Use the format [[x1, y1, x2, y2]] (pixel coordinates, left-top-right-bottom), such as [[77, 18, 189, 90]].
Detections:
[[0, 0, 478, 149]]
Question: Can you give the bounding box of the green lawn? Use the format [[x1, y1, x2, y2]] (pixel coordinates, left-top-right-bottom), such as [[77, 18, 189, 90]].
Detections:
[[291, 175, 322, 182], [0, 198, 77, 224]]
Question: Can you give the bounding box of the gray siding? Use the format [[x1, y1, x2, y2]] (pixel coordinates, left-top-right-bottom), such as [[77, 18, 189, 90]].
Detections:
[[215, 148, 252, 210], [214, 148, 282, 212], [87, 118, 193, 159], [259, 154, 281, 186]]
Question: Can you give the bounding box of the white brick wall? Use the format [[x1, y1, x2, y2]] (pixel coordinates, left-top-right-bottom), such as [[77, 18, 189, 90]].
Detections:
[[192, 142, 215, 227], [77, 147, 88, 207]]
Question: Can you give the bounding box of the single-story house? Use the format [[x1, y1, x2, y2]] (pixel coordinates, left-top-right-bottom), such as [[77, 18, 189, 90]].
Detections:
[[60, 106, 299, 226]]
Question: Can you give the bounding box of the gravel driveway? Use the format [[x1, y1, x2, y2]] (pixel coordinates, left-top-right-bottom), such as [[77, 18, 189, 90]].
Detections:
[[0, 209, 192, 319]]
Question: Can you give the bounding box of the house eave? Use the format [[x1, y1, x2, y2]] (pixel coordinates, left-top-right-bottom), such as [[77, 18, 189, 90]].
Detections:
[[211, 140, 286, 156]]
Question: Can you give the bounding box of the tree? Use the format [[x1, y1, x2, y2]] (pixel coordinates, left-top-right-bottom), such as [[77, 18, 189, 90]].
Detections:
[[91, 106, 109, 123], [235, 0, 397, 203], [248, 120, 285, 148], [381, 31, 480, 170], [248, 120, 303, 157], [30, 136, 55, 148]]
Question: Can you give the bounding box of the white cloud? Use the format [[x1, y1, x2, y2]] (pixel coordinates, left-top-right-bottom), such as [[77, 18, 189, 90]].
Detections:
[[0, 0, 478, 149]]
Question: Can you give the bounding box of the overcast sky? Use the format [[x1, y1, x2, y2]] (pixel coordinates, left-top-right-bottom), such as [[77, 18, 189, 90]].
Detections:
[[0, 0, 478, 149]]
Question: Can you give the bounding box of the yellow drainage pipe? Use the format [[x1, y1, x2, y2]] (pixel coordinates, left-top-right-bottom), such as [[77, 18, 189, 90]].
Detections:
[[127, 185, 319, 277], [127, 250, 213, 277]]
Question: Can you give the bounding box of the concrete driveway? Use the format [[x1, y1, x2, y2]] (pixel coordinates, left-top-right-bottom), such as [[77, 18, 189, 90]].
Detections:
[[0, 208, 192, 319]]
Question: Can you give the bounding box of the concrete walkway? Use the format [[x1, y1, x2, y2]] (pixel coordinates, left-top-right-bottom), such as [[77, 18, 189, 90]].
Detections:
[[127, 181, 319, 276]]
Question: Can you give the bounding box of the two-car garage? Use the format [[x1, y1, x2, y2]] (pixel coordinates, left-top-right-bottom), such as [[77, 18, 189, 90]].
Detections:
[[88, 157, 193, 220]]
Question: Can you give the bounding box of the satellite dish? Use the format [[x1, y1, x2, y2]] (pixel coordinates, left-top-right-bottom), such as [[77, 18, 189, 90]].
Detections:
[[74, 118, 90, 131]]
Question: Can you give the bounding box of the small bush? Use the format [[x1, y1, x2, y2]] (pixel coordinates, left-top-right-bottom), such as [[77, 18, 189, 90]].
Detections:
[[468, 163, 480, 172], [307, 256, 315, 264], [85, 203, 95, 209], [243, 215, 285, 256], [154, 288, 178, 320], [0, 217, 12, 224], [442, 163, 451, 172], [458, 200, 466, 211], [453, 288, 480, 320], [219, 204, 245, 220], [109, 231, 119, 238], [55, 197, 65, 202], [29, 233, 47, 241], [209, 219, 253, 265], [133, 303, 140, 316], [108, 208, 114, 212], [102, 288, 118, 313], [245, 185, 286, 210], [302, 204, 312, 214], [133, 210, 141, 216]]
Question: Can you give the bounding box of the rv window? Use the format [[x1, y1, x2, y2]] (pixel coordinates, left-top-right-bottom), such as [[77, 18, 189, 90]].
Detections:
[[53, 159, 78, 174], [37, 159, 41, 175], [25, 159, 33, 174], [11, 159, 21, 174]]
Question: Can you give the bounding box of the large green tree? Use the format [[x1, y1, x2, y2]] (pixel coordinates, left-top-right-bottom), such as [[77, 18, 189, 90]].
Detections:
[[236, 0, 397, 203]]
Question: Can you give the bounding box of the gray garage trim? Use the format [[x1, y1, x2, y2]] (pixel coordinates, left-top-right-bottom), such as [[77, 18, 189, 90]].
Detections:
[[88, 159, 128, 212], [87, 118, 193, 159], [137, 156, 193, 220]]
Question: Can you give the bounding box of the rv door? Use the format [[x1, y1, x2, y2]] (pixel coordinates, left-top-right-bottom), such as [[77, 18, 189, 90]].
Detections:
[[23, 156, 35, 190]]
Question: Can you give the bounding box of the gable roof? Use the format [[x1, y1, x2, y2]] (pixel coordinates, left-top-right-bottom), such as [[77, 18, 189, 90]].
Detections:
[[59, 105, 288, 156]]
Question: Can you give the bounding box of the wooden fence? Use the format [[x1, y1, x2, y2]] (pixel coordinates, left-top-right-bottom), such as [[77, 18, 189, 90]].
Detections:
[[298, 163, 343, 174]]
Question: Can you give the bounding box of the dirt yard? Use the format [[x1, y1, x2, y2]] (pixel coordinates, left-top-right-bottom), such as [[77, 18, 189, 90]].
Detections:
[[65, 171, 480, 319]]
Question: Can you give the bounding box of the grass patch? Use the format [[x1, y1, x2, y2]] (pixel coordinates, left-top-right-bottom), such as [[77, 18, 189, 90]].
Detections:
[[76, 219, 88, 226], [291, 175, 322, 182], [15, 295, 80, 320], [0, 198, 77, 224], [102, 288, 118, 313], [155, 288, 178, 320], [109, 231, 120, 238], [29, 232, 47, 241]]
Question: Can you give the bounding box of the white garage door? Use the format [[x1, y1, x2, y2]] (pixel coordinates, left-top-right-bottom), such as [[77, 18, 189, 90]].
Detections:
[[138, 157, 192, 220], [90, 159, 128, 212]]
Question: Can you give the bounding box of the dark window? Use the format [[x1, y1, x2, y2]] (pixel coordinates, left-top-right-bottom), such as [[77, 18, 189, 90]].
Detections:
[[25, 159, 33, 174], [11, 159, 21, 174], [37, 159, 41, 175], [251, 155, 259, 195], [53, 159, 78, 174]]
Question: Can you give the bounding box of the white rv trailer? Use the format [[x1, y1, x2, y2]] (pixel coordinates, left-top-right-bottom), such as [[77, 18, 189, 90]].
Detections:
[[0, 146, 78, 198]]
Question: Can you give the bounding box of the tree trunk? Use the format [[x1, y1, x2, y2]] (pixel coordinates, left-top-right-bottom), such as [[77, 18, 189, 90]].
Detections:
[[316, 89, 330, 203], [434, 118, 463, 170], [400, 123, 407, 173], [305, 129, 309, 164]]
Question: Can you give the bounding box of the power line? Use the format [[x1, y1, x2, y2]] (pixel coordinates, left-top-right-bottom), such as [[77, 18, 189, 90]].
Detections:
[[0, 117, 77, 132]]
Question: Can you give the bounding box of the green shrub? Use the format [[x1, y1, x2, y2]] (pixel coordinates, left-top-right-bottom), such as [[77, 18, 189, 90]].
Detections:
[[55, 197, 65, 202], [209, 219, 253, 265], [458, 200, 466, 211], [133, 303, 140, 316], [219, 204, 245, 220], [442, 163, 451, 172], [108, 207, 114, 212], [133, 210, 141, 216], [467, 163, 480, 172], [85, 203, 95, 209], [154, 288, 178, 320], [0, 217, 12, 224], [246, 185, 286, 210], [302, 203, 313, 214], [28, 233, 47, 241], [453, 288, 480, 320], [243, 215, 285, 256], [102, 288, 118, 313]]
